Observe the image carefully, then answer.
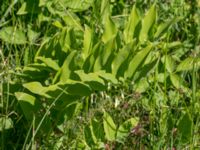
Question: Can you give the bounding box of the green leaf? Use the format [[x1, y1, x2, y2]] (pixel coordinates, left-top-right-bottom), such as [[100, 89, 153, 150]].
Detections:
[[100, 0, 110, 24], [111, 42, 135, 76], [36, 57, 60, 71], [124, 5, 140, 43], [116, 118, 139, 142], [170, 74, 183, 89], [15, 92, 40, 120], [95, 38, 116, 71], [0, 117, 13, 131], [61, 0, 93, 12], [135, 78, 149, 93], [54, 51, 77, 83], [103, 111, 117, 141], [0, 26, 26, 44], [84, 124, 96, 146], [102, 16, 117, 43], [23, 82, 50, 98], [154, 18, 180, 39], [17, 0, 40, 15], [60, 11, 83, 30], [139, 4, 156, 42], [177, 112, 192, 143], [75, 70, 106, 91], [58, 80, 92, 96], [176, 57, 194, 72], [96, 70, 118, 84], [91, 118, 105, 141], [22, 63, 50, 80], [27, 27, 40, 44], [162, 55, 176, 73], [125, 45, 153, 79], [83, 25, 93, 59], [17, 2, 28, 15]]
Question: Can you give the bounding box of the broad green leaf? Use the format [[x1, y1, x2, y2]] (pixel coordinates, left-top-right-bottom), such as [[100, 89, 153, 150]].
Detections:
[[52, 20, 63, 29], [134, 59, 158, 81], [83, 25, 93, 59], [75, 70, 106, 91], [84, 123, 97, 146], [17, 2, 27, 15], [27, 27, 40, 44], [17, 0, 40, 15], [60, 0, 93, 12], [82, 53, 95, 73], [162, 55, 176, 73], [167, 41, 182, 49], [125, 45, 153, 79], [102, 16, 117, 43], [139, 4, 156, 42], [101, 0, 110, 24], [36, 57, 60, 71], [35, 37, 51, 58], [0, 26, 26, 44], [176, 57, 194, 72], [101, 38, 116, 67], [116, 118, 139, 142], [0, 117, 13, 131], [103, 111, 117, 141], [15, 92, 40, 120], [124, 5, 140, 43], [96, 70, 118, 84], [170, 74, 183, 89], [59, 27, 76, 52], [23, 82, 50, 98], [112, 49, 129, 76], [22, 64, 50, 80], [154, 18, 179, 39], [111, 42, 135, 76], [60, 11, 83, 30], [93, 39, 115, 71], [58, 80, 92, 96], [177, 112, 192, 143], [54, 51, 77, 83], [135, 78, 149, 93], [91, 118, 105, 141], [88, 42, 103, 71], [35, 35, 67, 64]]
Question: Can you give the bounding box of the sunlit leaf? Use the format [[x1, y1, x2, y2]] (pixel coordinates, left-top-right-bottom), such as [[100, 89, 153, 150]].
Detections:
[[54, 51, 77, 83], [0, 26, 26, 44], [154, 18, 179, 39], [60, 0, 93, 12], [124, 5, 140, 43], [96, 70, 118, 84], [176, 57, 194, 72], [103, 111, 117, 141], [170, 74, 182, 89], [15, 92, 40, 120], [58, 80, 92, 96], [125, 45, 153, 79], [0, 117, 13, 131], [36, 57, 60, 71], [23, 82, 50, 98], [83, 25, 93, 59], [116, 118, 138, 142], [162, 55, 176, 73], [139, 4, 156, 42], [75, 70, 106, 91], [102, 16, 117, 43]]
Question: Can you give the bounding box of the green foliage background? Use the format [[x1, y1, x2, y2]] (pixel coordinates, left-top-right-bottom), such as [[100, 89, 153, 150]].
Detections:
[[0, 0, 200, 149]]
